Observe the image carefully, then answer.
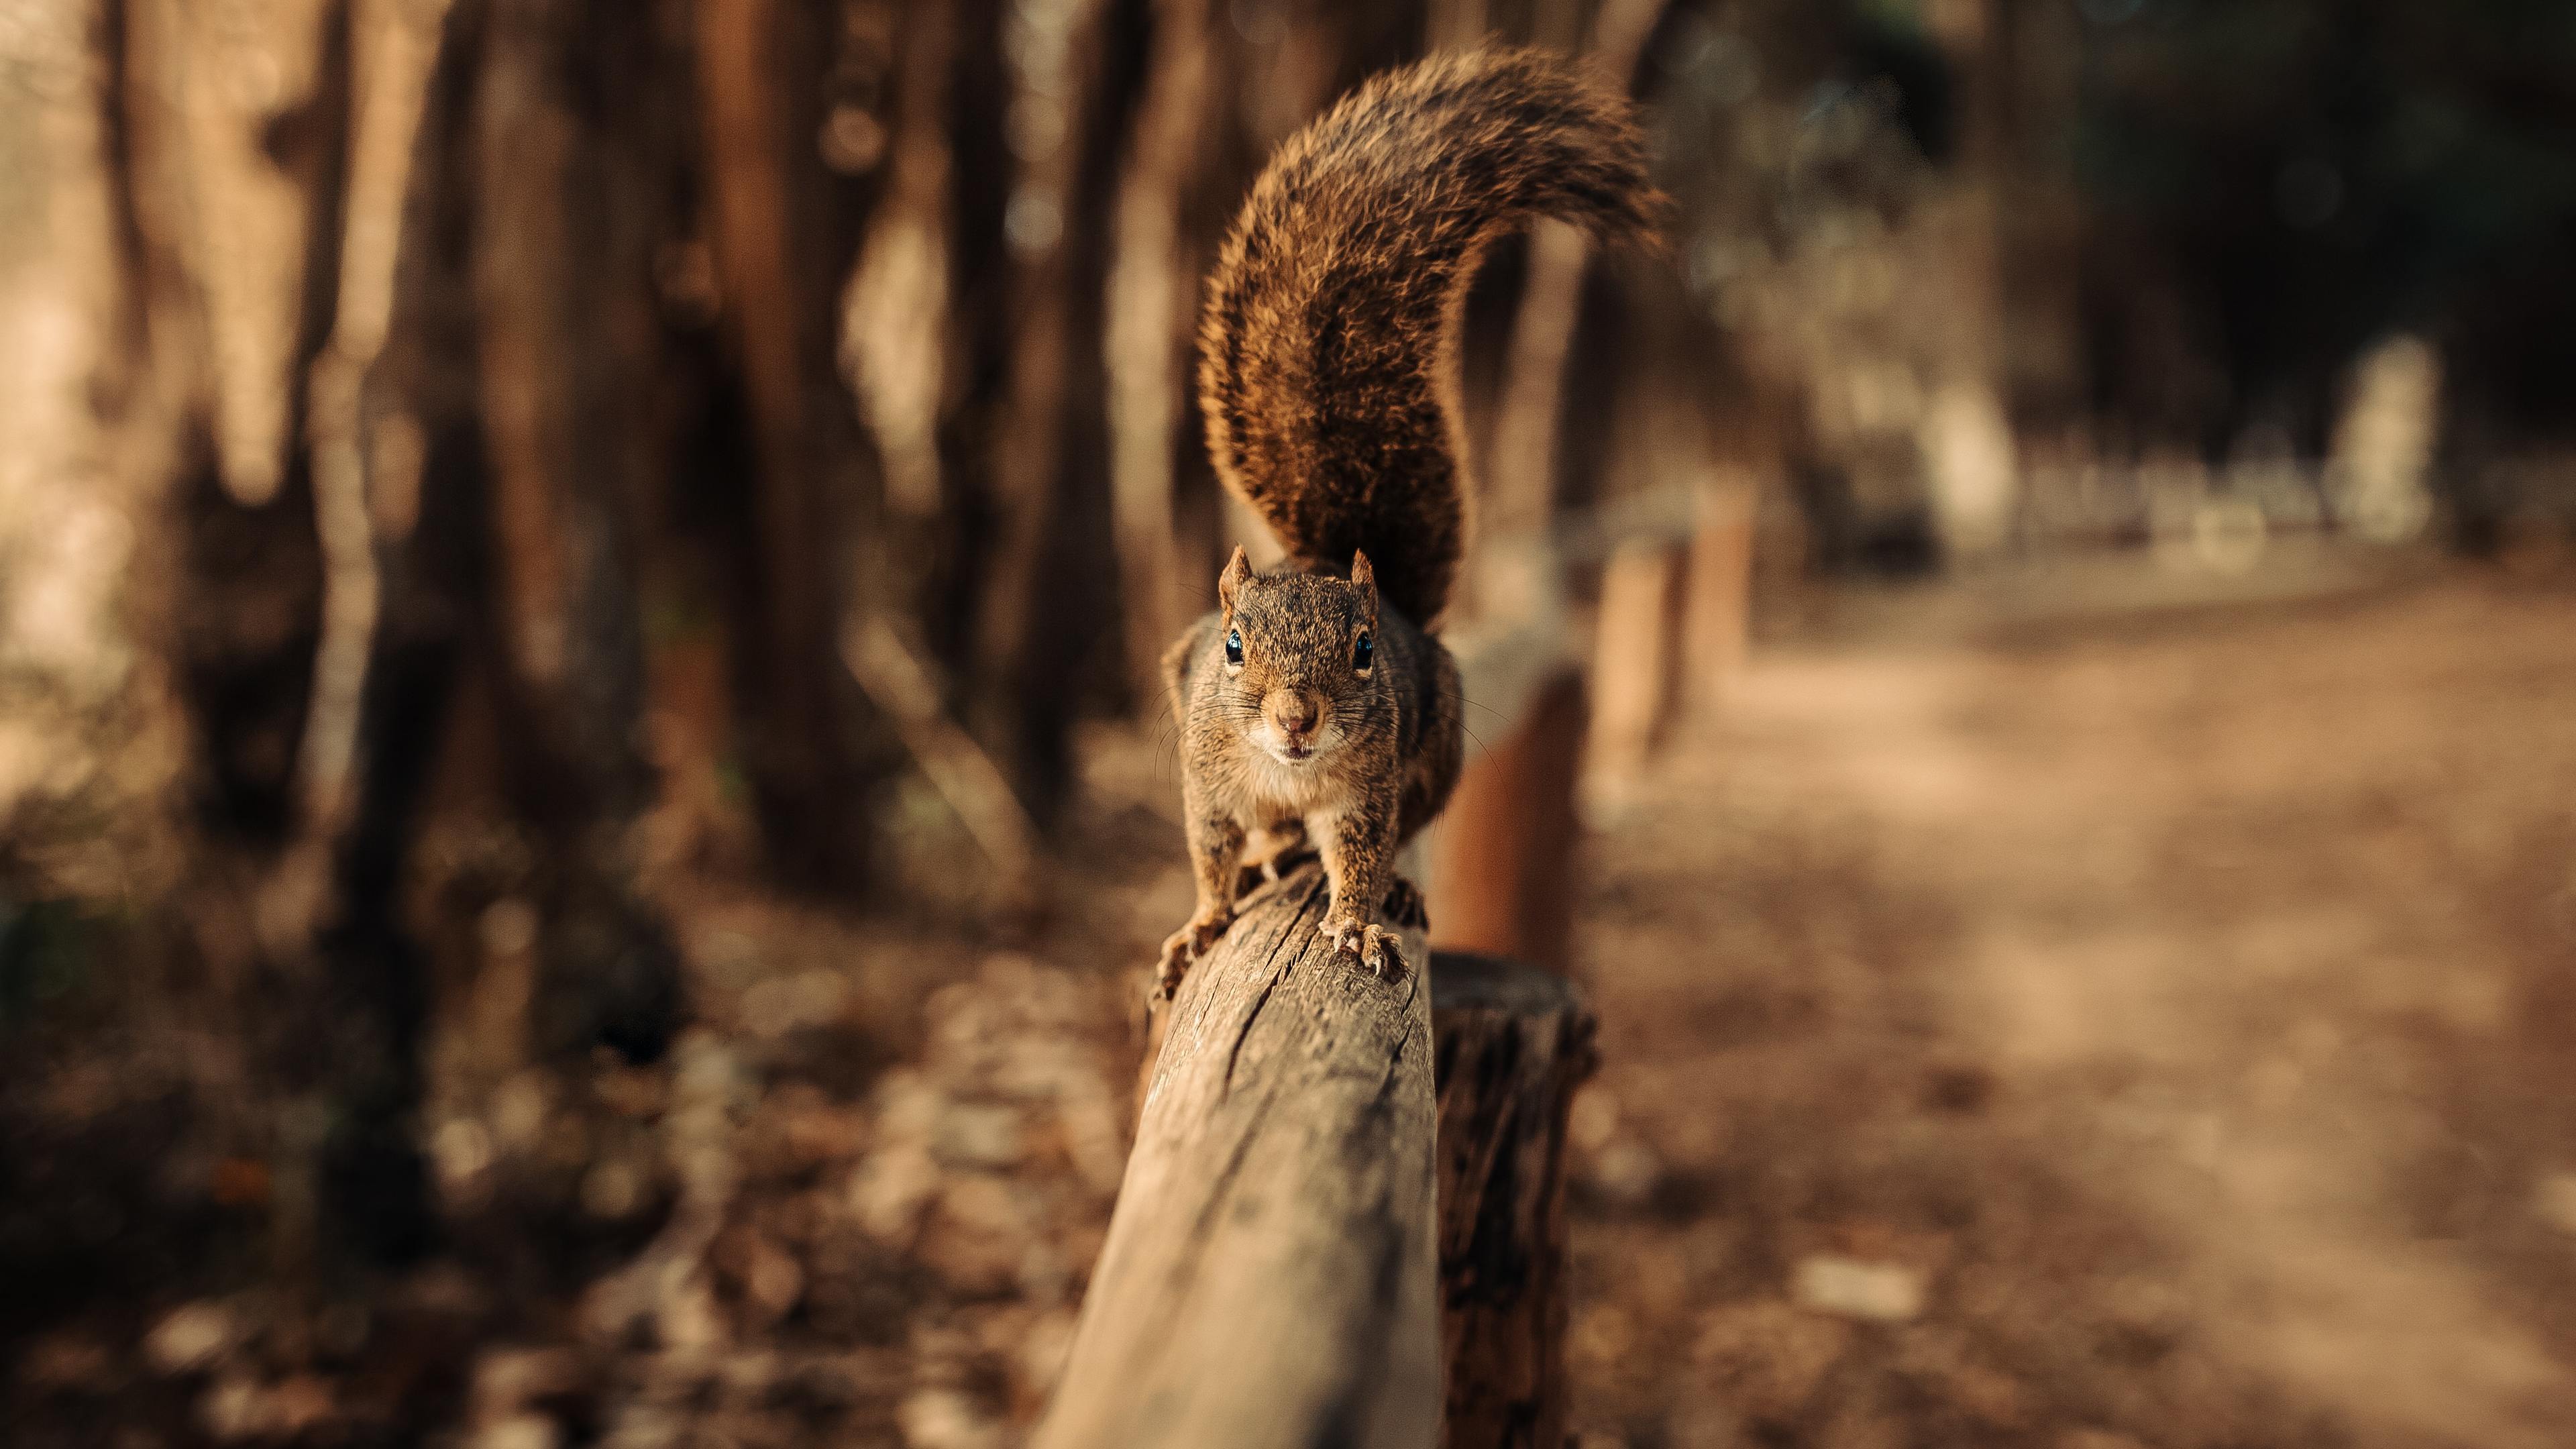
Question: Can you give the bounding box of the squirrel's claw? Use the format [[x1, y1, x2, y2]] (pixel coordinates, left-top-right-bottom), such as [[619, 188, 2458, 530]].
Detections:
[[1155, 910, 1234, 1002], [1362, 926, 1408, 980], [1324, 915, 1409, 983], [1324, 914, 1364, 962]]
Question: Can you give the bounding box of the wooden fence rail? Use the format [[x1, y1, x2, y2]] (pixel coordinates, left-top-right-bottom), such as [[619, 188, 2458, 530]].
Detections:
[[1034, 863, 1444, 1448]]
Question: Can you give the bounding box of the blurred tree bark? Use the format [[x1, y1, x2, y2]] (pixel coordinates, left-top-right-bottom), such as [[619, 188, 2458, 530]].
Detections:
[[955, 0, 1136, 822], [1483, 0, 1646, 544], [0, 0, 1817, 1284], [1104, 0, 1212, 702], [0, 1, 189, 904], [694, 0, 905, 892], [0, 0, 945, 1269]]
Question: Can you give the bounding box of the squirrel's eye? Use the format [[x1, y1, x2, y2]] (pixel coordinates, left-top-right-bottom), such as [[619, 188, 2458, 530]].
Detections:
[[1225, 629, 1243, 665], [1353, 632, 1374, 671]]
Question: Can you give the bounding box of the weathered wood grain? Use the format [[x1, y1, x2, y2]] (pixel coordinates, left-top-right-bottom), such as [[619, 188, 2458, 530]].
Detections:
[[1037, 862, 1442, 1449], [1431, 954, 1599, 1449]]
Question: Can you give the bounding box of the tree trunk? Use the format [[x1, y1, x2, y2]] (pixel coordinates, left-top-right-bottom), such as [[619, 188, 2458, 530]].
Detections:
[[0, 0, 189, 902], [467, 0, 682, 1061], [1475, 0, 1666, 554], [694, 0, 900, 890], [962, 0, 1128, 821], [1105, 0, 1213, 703]]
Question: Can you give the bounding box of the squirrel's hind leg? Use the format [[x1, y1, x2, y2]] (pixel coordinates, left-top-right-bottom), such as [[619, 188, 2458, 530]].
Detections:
[[1254, 818, 1311, 881], [1381, 875, 1430, 932]]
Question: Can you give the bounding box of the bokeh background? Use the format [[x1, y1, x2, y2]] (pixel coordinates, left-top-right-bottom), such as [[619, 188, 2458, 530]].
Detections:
[[3, 0, 2574, 1446]]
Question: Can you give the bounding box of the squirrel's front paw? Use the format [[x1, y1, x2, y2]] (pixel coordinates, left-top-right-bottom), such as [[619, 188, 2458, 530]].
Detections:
[[1155, 910, 1234, 1000], [1323, 913, 1409, 982]]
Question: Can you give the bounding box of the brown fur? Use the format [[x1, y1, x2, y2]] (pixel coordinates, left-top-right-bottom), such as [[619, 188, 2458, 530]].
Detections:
[[1157, 50, 1657, 996], [1196, 47, 1660, 628], [1157, 547, 1465, 988]]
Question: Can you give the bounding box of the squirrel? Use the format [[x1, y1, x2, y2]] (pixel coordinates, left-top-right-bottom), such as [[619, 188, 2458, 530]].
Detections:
[[1155, 48, 1658, 997]]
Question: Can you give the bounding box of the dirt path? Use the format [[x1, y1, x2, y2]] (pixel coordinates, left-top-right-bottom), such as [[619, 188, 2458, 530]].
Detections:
[[1562, 567, 2576, 1449]]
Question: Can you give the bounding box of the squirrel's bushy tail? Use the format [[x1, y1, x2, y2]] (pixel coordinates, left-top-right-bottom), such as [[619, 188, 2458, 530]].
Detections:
[[1197, 48, 1658, 626]]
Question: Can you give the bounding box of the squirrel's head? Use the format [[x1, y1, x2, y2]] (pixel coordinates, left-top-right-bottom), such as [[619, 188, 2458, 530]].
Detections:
[[1216, 546, 1382, 767]]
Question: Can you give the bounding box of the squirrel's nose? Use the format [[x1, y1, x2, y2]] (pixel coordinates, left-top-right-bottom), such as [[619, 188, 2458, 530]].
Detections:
[[1269, 692, 1321, 736]]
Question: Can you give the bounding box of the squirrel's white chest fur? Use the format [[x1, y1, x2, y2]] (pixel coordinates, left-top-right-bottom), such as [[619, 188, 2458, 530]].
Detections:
[[1234, 737, 1341, 819]]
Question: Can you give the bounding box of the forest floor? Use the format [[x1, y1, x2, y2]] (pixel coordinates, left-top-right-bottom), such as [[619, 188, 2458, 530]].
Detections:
[[1561, 552, 2576, 1449], [5, 550, 2574, 1449]]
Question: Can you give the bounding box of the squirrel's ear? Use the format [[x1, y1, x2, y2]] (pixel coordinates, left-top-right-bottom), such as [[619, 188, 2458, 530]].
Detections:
[[1350, 549, 1377, 595], [1218, 545, 1252, 614]]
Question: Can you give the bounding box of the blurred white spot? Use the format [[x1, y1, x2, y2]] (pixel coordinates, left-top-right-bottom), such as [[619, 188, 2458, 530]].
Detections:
[[742, 1234, 805, 1322], [200, 1377, 266, 1440], [850, 1142, 941, 1242], [1006, 189, 1063, 255], [2329, 334, 2441, 544], [1923, 382, 2019, 559], [1593, 1136, 1664, 1208], [898, 1387, 1004, 1449], [1792, 1254, 1926, 1322], [493, 1071, 551, 1154], [2191, 497, 2269, 574], [934, 1103, 1024, 1169], [657, 1275, 727, 1355], [145, 1302, 237, 1375], [433, 1119, 492, 1186], [478, 1415, 559, 1449], [9, 489, 133, 675]]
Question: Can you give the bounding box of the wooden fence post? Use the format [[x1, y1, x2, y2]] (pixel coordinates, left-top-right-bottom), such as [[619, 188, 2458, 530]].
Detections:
[[1681, 474, 1756, 719], [1586, 539, 1688, 802], [1426, 666, 1589, 975], [1432, 953, 1599, 1449]]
